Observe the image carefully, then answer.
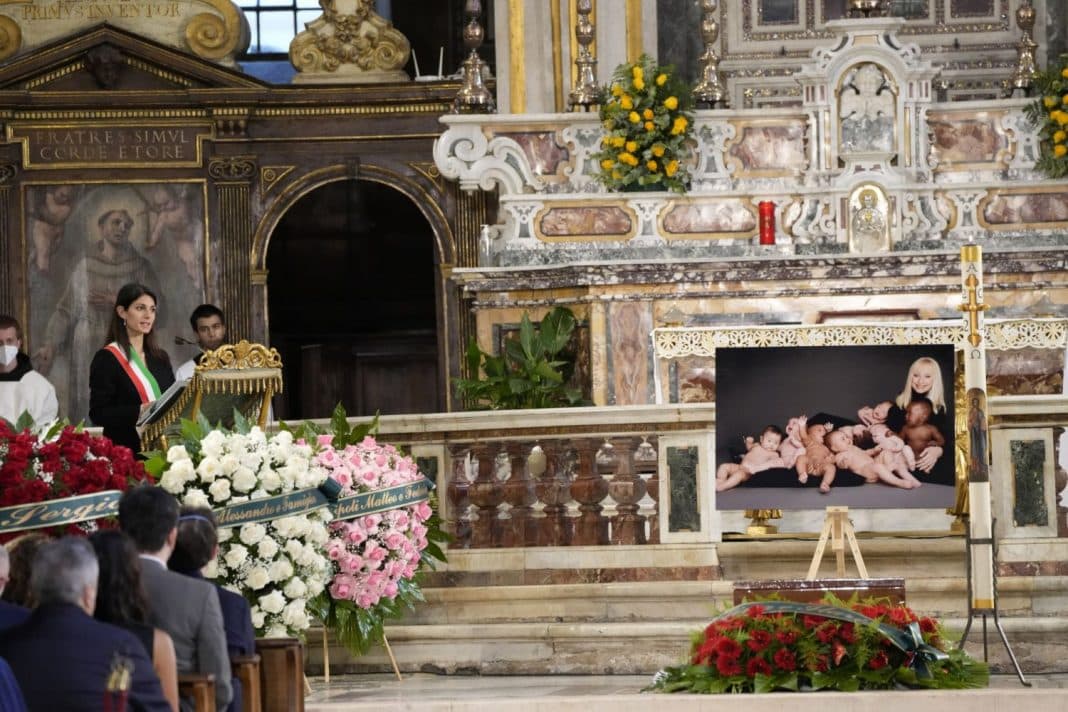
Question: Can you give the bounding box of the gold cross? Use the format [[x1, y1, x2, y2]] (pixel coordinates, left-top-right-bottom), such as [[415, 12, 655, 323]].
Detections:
[[959, 274, 987, 347]]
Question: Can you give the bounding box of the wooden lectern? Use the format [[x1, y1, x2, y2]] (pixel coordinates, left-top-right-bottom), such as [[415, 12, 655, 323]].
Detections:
[[139, 340, 283, 452]]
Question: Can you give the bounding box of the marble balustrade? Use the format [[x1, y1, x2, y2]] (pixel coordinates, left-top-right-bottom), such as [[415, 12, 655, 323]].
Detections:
[[287, 395, 1067, 548]]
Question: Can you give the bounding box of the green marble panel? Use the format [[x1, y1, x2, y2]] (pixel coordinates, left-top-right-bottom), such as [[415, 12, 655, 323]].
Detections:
[[1011, 439, 1047, 527], [667, 445, 701, 533], [416, 455, 440, 484]]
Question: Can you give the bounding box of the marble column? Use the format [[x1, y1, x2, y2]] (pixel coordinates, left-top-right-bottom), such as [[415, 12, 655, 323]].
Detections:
[[492, 0, 659, 114]]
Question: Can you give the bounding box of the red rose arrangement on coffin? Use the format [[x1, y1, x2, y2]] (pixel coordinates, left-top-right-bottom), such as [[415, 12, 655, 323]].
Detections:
[[649, 598, 988, 694], [0, 421, 153, 543]]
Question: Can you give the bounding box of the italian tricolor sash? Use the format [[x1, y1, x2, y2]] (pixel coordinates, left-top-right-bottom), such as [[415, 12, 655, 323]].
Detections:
[[105, 342, 161, 404]]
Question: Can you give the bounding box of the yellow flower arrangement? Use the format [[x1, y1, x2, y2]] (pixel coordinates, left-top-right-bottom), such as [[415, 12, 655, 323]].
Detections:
[[1025, 54, 1068, 178], [593, 54, 694, 193]]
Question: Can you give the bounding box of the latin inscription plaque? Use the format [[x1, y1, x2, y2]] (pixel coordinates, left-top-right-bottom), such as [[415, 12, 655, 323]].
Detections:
[[7, 123, 213, 168]]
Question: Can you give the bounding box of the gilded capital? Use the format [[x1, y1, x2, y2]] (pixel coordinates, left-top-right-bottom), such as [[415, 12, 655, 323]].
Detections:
[[290, 0, 411, 84]]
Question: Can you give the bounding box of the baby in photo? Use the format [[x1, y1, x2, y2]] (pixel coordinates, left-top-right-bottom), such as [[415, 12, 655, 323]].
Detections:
[[857, 400, 893, 426], [795, 416, 837, 493], [825, 429, 917, 489], [778, 416, 805, 469], [716, 425, 786, 492], [900, 399, 945, 461], [870, 423, 922, 487]]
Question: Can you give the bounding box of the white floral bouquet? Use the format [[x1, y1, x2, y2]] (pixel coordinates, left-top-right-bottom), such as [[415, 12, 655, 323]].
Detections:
[[315, 435, 431, 610], [154, 425, 333, 638]]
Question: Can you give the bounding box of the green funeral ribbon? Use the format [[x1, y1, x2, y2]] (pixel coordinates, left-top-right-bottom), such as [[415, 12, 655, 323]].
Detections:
[[715, 601, 950, 679], [0, 477, 432, 535], [212, 478, 343, 528], [0, 490, 124, 534], [213, 477, 431, 529]]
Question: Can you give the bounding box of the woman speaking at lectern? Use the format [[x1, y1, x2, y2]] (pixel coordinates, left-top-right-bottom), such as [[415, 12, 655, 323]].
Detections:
[[89, 283, 174, 455]]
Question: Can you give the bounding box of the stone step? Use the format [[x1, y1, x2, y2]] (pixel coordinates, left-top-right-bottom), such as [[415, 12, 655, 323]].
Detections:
[[400, 574, 1068, 625], [717, 537, 969, 580], [305, 616, 1068, 676], [304, 674, 1068, 712], [307, 538, 1068, 675]]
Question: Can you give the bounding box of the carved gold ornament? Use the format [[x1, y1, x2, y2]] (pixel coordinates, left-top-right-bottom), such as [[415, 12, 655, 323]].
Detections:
[[0, 15, 21, 63], [185, 0, 246, 61], [197, 340, 283, 371], [290, 0, 410, 77]]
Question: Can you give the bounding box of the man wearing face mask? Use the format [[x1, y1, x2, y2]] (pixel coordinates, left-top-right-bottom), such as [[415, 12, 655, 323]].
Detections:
[[0, 315, 58, 425]]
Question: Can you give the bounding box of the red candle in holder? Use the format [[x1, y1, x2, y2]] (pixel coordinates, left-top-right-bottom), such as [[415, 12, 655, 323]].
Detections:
[[758, 201, 776, 245]]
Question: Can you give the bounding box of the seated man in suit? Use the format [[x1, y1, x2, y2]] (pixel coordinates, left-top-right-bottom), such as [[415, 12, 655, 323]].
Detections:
[[0, 546, 29, 631], [120, 485, 233, 712], [0, 537, 170, 711], [169, 507, 256, 712]]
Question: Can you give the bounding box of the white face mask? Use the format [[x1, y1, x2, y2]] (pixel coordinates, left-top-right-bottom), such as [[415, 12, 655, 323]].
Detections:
[[0, 345, 17, 366]]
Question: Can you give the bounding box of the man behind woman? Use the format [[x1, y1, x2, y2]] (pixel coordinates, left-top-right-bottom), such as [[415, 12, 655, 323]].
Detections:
[[119, 485, 233, 712], [171, 507, 256, 712]]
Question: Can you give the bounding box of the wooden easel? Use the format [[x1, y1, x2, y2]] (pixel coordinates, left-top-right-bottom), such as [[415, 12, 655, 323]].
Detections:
[[320, 628, 403, 684], [806, 506, 868, 579]]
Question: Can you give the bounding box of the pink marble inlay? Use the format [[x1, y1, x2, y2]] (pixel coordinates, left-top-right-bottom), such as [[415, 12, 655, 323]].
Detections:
[[608, 302, 652, 406], [539, 206, 632, 237], [501, 131, 570, 176], [729, 124, 806, 172], [929, 116, 1006, 166], [983, 192, 1068, 226], [662, 200, 757, 234]]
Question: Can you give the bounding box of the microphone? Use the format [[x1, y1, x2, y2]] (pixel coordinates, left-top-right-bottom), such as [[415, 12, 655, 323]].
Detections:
[[174, 335, 198, 347]]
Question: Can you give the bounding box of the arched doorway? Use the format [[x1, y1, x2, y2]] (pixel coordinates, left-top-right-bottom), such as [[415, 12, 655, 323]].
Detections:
[[266, 179, 440, 419]]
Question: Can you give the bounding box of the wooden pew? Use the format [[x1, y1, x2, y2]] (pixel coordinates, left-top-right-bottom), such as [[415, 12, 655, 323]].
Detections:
[[177, 673, 216, 712], [255, 638, 304, 712], [231, 654, 262, 712]]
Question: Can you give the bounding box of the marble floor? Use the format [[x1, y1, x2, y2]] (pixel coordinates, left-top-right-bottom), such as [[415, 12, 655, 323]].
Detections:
[[304, 672, 1068, 711]]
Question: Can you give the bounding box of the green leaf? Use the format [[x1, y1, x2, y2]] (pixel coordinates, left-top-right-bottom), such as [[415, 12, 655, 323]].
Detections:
[[533, 361, 564, 383], [13, 411, 34, 432], [44, 419, 66, 440], [518, 313, 537, 360], [330, 403, 351, 445], [231, 408, 251, 435], [142, 451, 167, 478], [507, 378, 533, 394], [463, 337, 483, 378], [538, 307, 576, 354], [181, 417, 206, 444]]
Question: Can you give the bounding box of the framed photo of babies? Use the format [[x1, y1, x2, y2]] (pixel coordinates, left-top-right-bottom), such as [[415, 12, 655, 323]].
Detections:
[[714, 343, 956, 511]]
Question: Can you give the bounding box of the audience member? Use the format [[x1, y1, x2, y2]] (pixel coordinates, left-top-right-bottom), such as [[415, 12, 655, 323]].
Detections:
[[90, 530, 180, 712], [0, 536, 170, 711], [119, 485, 232, 712], [0, 315, 58, 425], [171, 507, 255, 712], [0, 546, 29, 631], [1, 533, 47, 608], [0, 657, 26, 712], [174, 305, 227, 382]]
